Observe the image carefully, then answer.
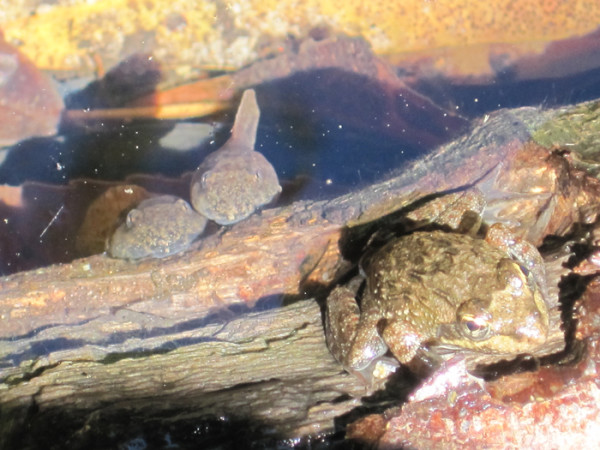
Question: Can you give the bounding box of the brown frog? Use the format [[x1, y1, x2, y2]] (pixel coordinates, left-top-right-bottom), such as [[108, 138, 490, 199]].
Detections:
[[325, 192, 550, 384], [190, 89, 281, 225], [108, 195, 207, 260], [107, 89, 280, 260]]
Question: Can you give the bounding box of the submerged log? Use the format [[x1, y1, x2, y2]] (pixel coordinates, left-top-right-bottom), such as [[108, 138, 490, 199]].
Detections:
[[2, 103, 600, 448]]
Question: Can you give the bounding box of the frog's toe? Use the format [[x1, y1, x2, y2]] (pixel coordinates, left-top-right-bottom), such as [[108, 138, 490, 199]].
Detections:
[[346, 356, 400, 391], [483, 191, 554, 231], [476, 162, 556, 240]]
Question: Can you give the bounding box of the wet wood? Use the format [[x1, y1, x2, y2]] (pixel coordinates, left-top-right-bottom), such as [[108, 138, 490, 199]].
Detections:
[[1, 299, 367, 446], [1, 108, 572, 340], [2, 104, 600, 447]]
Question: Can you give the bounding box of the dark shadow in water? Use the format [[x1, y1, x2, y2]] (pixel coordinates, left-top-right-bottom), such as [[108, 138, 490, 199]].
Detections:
[[1, 401, 355, 450], [414, 64, 600, 118], [2, 63, 600, 189], [0, 67, 468, 190]]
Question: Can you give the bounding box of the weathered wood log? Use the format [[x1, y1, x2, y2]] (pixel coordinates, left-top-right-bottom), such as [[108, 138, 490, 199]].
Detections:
[[2, 103, 600, 448], [1, 299, 369, 447]]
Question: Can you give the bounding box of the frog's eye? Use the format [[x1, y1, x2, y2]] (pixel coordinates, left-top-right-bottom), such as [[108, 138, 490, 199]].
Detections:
[[201, 172, 209, 188], [175, 198, 191, 212], [457, 300, 492, 341], [517, 262, 530, 277], [126, 209, 143, 228], [459, 314, 491, 341]]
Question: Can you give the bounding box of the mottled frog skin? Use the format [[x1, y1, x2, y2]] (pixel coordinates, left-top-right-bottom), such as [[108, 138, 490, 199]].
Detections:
[[190, 89, 281, 225], [325, 197, 550, 383], [108, 195, 207, 260]]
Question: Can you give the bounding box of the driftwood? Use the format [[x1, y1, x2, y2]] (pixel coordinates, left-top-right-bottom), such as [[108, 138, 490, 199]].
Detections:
[[2, 104, 600, 448]]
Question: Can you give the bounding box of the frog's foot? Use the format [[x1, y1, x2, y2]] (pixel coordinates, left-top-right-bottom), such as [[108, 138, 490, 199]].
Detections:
[[346, 356, 400, 390], [381, 320, 426, 366], [382, 321, 442, 378], [475, 162, 555, 238], [483, 190, 554, 234], [405, 188, 486, 230], [405, 345, 446, 378], [325, 279, 390, 384]]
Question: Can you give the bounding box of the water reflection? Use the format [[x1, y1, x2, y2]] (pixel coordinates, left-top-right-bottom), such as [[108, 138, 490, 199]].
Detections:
[[0, 41, 599, 275]]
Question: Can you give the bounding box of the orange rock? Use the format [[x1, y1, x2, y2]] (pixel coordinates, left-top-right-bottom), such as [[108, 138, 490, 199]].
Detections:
[[3, 0, 600, 80], [0, 33, 63, 146]]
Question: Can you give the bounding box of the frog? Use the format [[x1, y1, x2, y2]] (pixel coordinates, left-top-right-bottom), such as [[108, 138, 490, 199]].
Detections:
[[107, 89, 280, 260], [107, 195, 207, 260], [190, 89, 282, 225], [325, 190, 550, 384]]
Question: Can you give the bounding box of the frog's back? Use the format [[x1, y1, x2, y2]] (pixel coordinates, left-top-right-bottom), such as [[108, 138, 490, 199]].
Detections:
[[363, 230, 549, 355], [108, 195, 207, 259], [363, 231, 513, 324]]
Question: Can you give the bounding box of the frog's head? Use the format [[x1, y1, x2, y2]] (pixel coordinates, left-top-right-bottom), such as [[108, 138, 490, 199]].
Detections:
[[190, 152, 281, 225], [437, 257, 549, 355]]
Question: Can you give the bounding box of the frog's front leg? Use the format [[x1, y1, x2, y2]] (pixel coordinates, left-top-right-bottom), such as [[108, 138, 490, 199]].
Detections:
[[325, 278, 397, 384], [381, 320, 428, 366], [382, 320, 445, 375], [406, 188, 486, 231]]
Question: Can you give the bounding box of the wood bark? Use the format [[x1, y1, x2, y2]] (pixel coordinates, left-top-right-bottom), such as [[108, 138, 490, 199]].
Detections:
[[1, 104, 600, 448]]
